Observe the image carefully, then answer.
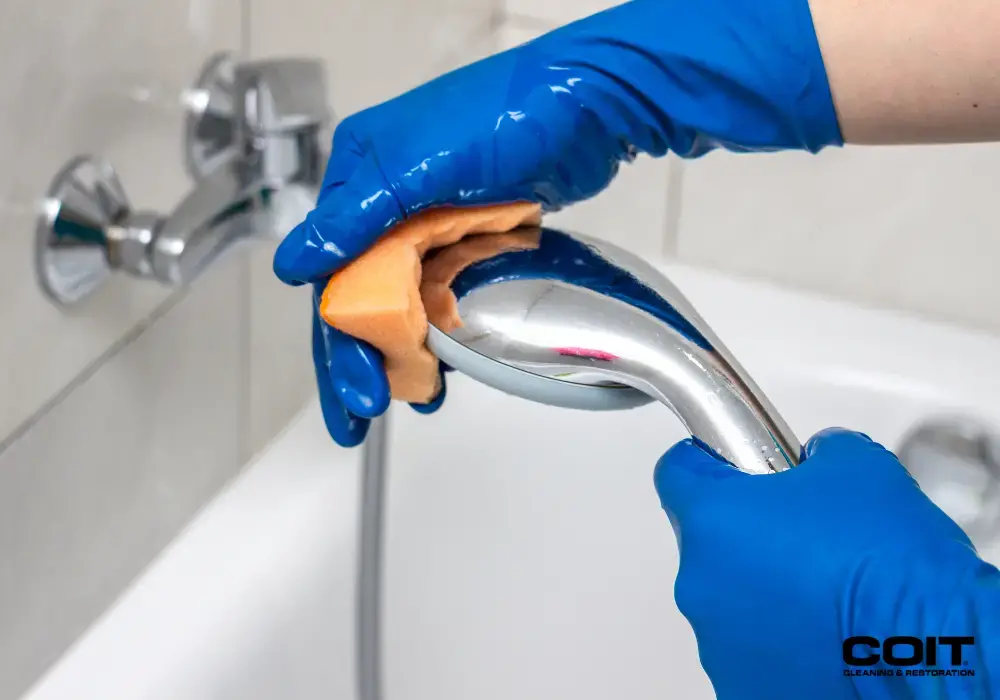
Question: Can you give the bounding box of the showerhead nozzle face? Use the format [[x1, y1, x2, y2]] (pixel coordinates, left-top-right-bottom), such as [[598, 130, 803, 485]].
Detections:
[[425, 227, 800, 475]]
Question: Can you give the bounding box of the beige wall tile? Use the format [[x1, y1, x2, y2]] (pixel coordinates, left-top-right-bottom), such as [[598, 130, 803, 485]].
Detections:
[[0, 255, 243, 700], [248, 0, 499, 117], [246, 246, 314, 457], [505, 0, 623, 25], [0, 0, 241, 443], [495, 15, 551, 50], [675, 144, 1000, 330], [0, 0, 245, 693], [544, 153, 678, 261]]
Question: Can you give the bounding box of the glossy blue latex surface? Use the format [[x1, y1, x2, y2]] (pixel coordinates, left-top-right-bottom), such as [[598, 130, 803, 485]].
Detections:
[[655, 429, 1000, 700]]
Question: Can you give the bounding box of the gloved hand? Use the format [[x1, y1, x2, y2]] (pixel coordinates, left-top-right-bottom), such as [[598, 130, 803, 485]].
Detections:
[[274, 0, 843, 446], [655, 428, 1000, 700]]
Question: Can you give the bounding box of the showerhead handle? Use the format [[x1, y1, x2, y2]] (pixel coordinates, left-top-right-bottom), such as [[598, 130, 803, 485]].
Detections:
[[425, 227, 800, 475]]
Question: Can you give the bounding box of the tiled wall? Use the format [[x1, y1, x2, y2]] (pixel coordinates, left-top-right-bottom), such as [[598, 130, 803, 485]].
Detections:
[[0, 0, 498, 697], [0, 3, 244, 697], [501, 3, 1000, 332]]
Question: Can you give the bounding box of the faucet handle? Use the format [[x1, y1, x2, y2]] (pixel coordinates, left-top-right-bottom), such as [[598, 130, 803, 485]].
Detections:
[[35, 156, 166, 304], [236, 58, 331, 135], [183, 52, 333, 183]]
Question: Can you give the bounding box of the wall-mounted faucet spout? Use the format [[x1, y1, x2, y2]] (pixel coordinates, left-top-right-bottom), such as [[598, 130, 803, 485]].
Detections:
[[35, 53, 329, 306]]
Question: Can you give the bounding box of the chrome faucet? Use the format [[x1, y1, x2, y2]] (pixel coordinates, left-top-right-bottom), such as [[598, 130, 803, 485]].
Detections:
[[35, 52, 330, 305]]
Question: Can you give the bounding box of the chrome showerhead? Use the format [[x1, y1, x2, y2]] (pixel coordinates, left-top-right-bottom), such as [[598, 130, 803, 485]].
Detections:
[[426, 226, 800, 475]]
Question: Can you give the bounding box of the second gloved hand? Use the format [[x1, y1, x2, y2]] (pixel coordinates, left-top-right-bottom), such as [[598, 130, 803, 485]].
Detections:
[[275, 0, 844, 446], [655, 429, 999, 700]]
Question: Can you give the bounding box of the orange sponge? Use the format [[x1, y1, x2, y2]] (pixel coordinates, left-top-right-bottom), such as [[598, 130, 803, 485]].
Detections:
[[319, 203, 542, 404]]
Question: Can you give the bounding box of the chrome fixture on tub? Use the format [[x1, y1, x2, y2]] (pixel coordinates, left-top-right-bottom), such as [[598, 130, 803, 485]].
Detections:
[[898, 415, 1000, 552], [35, 52, 330, 306]]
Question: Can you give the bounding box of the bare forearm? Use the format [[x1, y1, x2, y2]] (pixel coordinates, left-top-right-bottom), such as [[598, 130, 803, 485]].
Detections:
[[810, 0, 1000, 144]]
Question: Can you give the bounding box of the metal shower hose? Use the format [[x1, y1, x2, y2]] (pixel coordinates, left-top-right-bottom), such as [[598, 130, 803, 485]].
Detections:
[[356, 413, 389, 700]]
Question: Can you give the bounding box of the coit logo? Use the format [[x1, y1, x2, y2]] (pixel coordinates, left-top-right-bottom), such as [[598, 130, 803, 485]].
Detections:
[[843, 636, 975, 667]]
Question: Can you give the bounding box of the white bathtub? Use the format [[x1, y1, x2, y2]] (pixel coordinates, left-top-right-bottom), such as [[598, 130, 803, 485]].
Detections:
[[23, 262, 1000, 700]]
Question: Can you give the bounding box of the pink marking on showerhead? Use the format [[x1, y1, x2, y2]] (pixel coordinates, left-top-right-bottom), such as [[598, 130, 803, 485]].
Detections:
[[554, 347, 618, 362]]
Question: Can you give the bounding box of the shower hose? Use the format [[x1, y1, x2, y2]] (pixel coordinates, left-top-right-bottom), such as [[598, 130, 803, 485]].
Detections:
[[356, 412, 389, 700]]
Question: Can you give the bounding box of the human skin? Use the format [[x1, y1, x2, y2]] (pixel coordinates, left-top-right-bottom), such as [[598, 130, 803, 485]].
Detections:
[[811, 0, 1000, 144]]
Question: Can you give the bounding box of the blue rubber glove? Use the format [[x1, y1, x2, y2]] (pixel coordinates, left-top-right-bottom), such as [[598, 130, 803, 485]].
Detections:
[[655, 428, 1000, 700], [274, 0, 843, 446]]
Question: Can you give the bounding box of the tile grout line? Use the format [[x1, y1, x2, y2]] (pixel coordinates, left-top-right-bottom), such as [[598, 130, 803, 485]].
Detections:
[[421, 15, 503, 81], [237, 0, 254, 464], [0, 5, 256, 463], [663, 155, 686, 259], [0, 289, 191, 459], [502, 11, 558, 32], [240, 0, 251, 56], [489, 0, 509, 32]]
